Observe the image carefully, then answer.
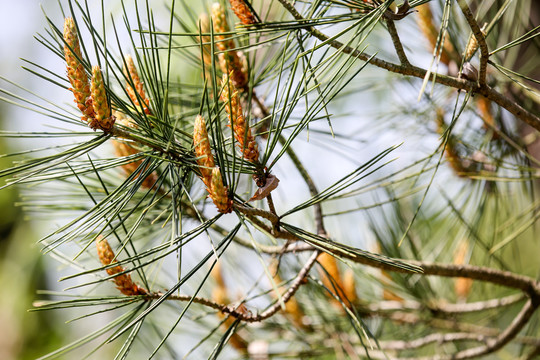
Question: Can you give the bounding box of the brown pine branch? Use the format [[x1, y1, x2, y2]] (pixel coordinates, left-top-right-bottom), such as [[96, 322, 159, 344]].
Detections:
[[233, 202, 280, 228], [363, 293, 525, 315], [275, 0, 540, 131], [378, 310, 540, 347], [385, 18, 410, 66], [379, 332, 493, 351], [448, 299, 538, 360]]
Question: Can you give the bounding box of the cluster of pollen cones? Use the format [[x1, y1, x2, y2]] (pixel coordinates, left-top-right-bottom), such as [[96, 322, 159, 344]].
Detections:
[[63, 18, 115, 132]]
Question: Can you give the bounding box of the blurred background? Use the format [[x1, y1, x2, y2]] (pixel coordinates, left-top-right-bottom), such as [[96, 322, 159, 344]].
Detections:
[[0, 2, 65, 359]]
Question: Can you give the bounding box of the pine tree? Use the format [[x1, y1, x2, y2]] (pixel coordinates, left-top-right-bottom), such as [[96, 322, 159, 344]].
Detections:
[[1, 0, 539, 359]]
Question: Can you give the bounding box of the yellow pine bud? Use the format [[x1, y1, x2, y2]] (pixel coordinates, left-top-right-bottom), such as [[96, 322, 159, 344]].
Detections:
[[212, 3, 248, 89], [112, 111, 157, 189], [218, 52, 248, 89], [317, 252, 347, 308], [208, 166, 233, 213], [220, 74, 259, 162], [454, 239, 473, 300], [415, 3, 456, 66], [193, 115, 216, 183], [211, 3, 235, 52], [211, 262, 230, 306], [436, 108, 468, 177], [464, 25, 486, 61], [444, 140, 467, 177], [123, 55, 151, 114], [342, 268, 358, 304], [96, 236, 147, 296], [464, 35, 479, 61], [89, 66, 116, 131], [229, 0, 256, 25], [63, 17, 94, 122], [477, 96, 496, 135]]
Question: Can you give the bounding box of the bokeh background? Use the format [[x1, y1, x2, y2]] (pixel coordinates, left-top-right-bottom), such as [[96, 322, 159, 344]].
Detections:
[[0, 2, 65, 359]]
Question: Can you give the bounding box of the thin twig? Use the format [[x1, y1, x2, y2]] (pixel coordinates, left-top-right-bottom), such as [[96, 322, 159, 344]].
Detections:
[[265, 193, 279, 231], [432, 293, 525, 314], [145, 251, 319, 323], [380, 310, 540, 347], [457, 0, 489, 86], [363, 309, 540, 359], [385, 18, 410, 65], [363, 293, 525, 314], [379, 332, 491, 351], [234, 202, 280, 227], [448, 299, 538, 360]]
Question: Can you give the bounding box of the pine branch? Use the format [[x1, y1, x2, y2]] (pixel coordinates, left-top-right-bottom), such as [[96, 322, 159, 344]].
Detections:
[[449, 299, 538, 360], [384, 17, 410, 66], [275, 0, 540, 131], [363, 293, 525, 315]]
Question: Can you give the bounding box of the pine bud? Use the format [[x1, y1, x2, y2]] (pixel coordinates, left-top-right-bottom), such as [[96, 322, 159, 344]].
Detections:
[[415, 3, 456, 66], [208, 166, 233, 213], [212, 3, 234, 52], [477, 96, 495, 132], [218, 52, 248, 89], [464, 35, 479, 61], [220, 74, 259, 162], [123, 54, 151, 114], [464, 25, 486, 61], [229, 0, 256, 25], [193, 115, 216, 183], [96, 236, 147, 296], [89, 66, 115, 131], [212, 3, 248, 89], [211, 262, 230, 306], [317, 252, 346, 308], [454, 239, 473, 300], [342, 268, 358, 304], [63, 17, 94, 122]]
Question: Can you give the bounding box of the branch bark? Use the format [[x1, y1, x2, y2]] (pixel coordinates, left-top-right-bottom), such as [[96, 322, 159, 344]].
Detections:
[[385, 18, 410, 66]]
